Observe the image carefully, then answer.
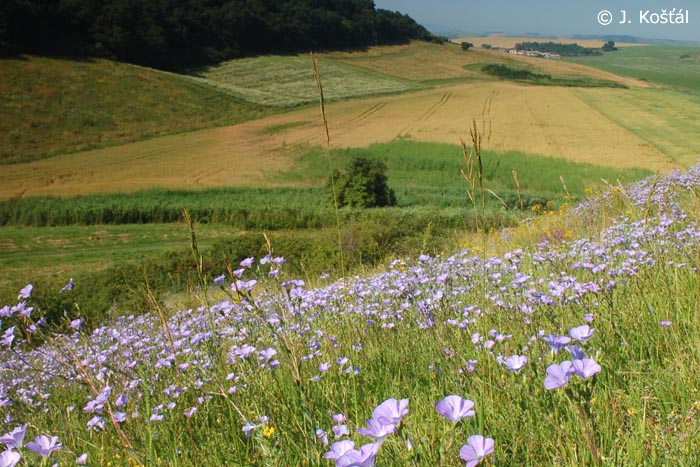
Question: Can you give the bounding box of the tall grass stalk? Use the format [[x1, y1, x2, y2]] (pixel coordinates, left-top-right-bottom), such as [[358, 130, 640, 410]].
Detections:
[[311, 53, 345, 277], [183, 208, 210, 308]]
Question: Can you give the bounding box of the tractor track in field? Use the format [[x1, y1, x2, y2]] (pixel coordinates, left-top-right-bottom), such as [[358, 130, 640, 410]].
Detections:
[[282, 101, 389, 149], [395, 91, 452, 139]]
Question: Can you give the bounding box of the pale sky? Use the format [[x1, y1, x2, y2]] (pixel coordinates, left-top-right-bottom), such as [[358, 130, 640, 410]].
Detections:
[[373, 0, 700, 42]]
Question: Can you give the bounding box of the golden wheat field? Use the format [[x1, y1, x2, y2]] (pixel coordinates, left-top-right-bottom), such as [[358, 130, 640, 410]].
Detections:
[[0, 79, 678, 200]]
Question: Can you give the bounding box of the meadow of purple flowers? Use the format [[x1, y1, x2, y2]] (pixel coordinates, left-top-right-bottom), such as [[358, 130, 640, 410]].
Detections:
[[1, 165, 700, 466]]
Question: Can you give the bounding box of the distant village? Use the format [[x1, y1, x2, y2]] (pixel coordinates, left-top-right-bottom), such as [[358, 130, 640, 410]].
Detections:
[[485, 45, 562, 60]]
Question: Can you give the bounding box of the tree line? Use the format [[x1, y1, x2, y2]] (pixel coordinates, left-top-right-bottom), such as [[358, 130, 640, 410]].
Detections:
[[0, 0, 441, 70], [515, 41, 603, 57]]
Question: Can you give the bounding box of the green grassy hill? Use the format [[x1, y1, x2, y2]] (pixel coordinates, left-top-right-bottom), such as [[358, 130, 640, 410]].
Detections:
[[570, 46, 700, 92], [0, 55, 269, 164]]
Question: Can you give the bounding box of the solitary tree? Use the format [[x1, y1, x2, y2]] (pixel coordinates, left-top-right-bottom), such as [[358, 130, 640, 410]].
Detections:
[[327, 157, 397, 208], [461, 41, 473, 51]]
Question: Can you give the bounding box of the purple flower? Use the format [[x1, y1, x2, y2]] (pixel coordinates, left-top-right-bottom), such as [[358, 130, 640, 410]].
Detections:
[[435, 395, 476, 423], [76, 453, 88, 465], [213, 274, 226, 285], [335, 442, 381, 467], [372, 398, 409, 426], [565, 345, 585, 360], [26, 435, 62, 458], [316, 428, 329, 446], [324, 440, 356, 461], [571, 359, 602, 379], [115, 394, 128, 407], [568, 325, 595, 343], [660, 320, 672, 327], [544, 361, 573, 390], [1, 327, 15, 347], [69, 319, 82, 330], [318, 362, 330, 373], [357, 418, 396, 442], [0, 425, 27, 449], [541, 334, 571, 353], [584, 313, 594, 323], [87, 416, 105, 431], [332, 413, 346, 424], [503, 355, 527, 372], [17, 284, 32, 300], [185, 407, 198, 418], [240, 257, 254, 268], [113, 411, 127, 423], [332, 425, 349, 438], [460, 435, 495, 467], [259, 348, 277, 362], [0, 451, 20, 467], [242, 422, 258, 436], [59, 278, 74, 293]]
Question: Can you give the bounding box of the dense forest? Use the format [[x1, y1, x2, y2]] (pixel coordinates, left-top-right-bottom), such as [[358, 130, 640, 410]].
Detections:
[[515, 41, 603, 56], [0, 0, 440, 69]]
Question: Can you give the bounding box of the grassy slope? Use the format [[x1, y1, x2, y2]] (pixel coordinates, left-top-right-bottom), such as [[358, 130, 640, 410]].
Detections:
[[2, 168, 700, 466], [569, 46, 700, 168], [0, 55, 269, 164], [569, 46, 700, 91], [0, 141, 652, 295], [0, 223, 240, 283], [574, 87, 700, 168]]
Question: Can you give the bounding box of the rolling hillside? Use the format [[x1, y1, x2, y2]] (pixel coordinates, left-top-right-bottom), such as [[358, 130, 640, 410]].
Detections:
[[0, 55, 268, 164]]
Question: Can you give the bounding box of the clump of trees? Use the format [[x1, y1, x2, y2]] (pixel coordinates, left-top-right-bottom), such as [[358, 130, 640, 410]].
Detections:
[[327, 157, 397, 208], [481, 64, 551, 81], [602, 40, 618, 51], [0, 0, 441, 70], [515, 41, 603, 56], [461, 42, 473, 51]]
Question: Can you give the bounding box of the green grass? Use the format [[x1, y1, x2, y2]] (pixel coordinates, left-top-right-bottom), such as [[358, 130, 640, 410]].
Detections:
[[0, 55, 269, 164], [189, 55, 423, 107], [280, 141, 652, 199], [0, 223, 239, 279], [570, 46, 700, 91]]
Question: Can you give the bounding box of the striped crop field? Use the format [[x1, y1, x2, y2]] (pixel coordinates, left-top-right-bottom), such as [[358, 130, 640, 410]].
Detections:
[[0, 80, 677, 200]]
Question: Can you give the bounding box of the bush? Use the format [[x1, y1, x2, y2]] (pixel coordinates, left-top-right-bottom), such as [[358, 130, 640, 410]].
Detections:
[[326, 157, 397, 208], [461, 42, 473, 51]]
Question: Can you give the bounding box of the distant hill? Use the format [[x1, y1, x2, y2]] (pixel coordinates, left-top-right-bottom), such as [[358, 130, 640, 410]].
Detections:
[[0, 0, 441, 70]]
